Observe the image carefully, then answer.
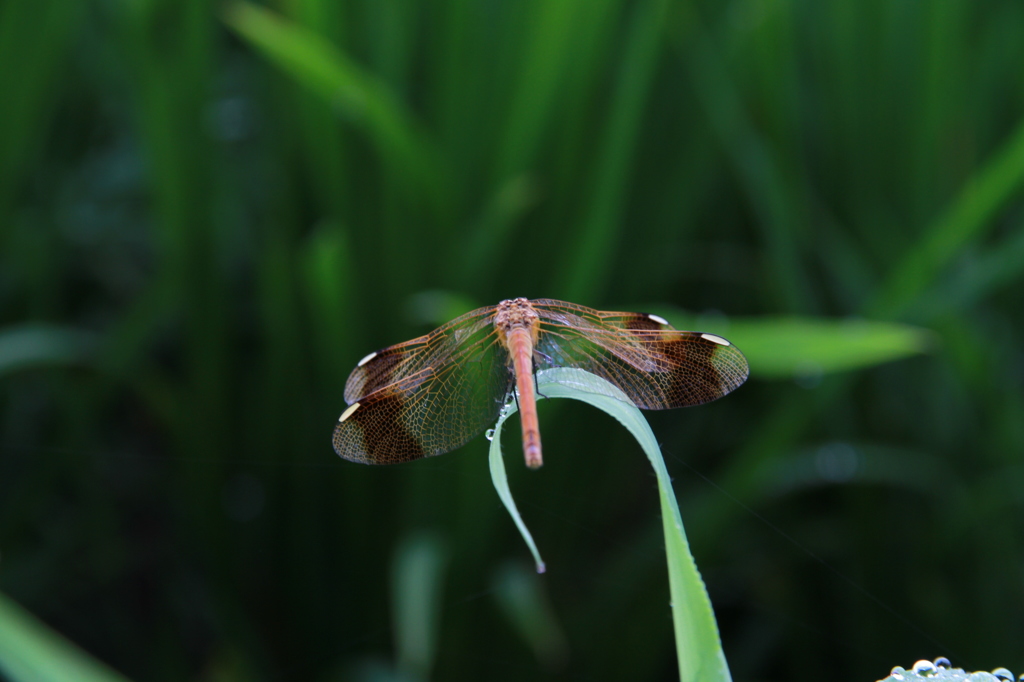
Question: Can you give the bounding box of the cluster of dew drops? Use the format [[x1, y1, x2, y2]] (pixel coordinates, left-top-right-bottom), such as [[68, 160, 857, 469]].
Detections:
[[884, 657, 1021, 681], [485, 397, 524, 442]]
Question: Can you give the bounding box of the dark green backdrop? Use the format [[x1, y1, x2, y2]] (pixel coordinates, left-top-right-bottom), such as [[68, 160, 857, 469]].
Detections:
[[2, 0, 1024, 680]]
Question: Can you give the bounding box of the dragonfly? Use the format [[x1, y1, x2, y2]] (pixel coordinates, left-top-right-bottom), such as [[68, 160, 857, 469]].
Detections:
[[333, 298, 748, 469]]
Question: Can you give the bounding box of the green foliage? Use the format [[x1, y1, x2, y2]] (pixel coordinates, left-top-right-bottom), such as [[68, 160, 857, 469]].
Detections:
[[0, 593, 128, 682], [1, 0, 1024, 680], [224, 2, 449, 210], [490, 368, 732, 682], [0, 326, 98, 377], [389, 533, 447, 681], [679, 316, 931, 379]]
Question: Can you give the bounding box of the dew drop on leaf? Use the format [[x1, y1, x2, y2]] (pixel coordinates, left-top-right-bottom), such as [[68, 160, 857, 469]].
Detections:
[[912, 660, 936, 677]]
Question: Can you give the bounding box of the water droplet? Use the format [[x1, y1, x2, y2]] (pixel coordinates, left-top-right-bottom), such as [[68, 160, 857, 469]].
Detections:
[[992, 668, 1013, 681], [499, 399, 517, 418], [485, 429, 495, 441], [912, 660, 936, 677], [889, 667, 906, 680], [933, 657, 951, 669]]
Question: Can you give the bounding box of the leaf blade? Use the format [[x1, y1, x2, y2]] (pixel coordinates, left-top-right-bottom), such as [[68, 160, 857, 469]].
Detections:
[[491, 368, 732, 682], [0, 592, 130, 682]]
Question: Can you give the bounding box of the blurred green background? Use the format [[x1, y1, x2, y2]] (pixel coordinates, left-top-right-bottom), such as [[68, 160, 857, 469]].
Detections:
[[2, 0, 1024, 680]]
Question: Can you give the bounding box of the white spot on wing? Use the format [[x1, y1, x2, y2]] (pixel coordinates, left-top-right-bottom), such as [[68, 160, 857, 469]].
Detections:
[[647, 314, 669, 326], [357, 351, 377, 367], [701, 333, 730, 346], [339, 403, 361, 422]]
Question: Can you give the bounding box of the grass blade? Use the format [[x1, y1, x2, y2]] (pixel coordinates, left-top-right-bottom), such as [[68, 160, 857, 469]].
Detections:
[[719, 317, 931, 379], [489, 416, 547, 574], [558, 0, 672, 302], [0, 0, 79, 224], [0, 592, 130, 682], [491, 367, 732, 682], [491, 562, 568, 669], [224, 2, 449, 210], [871, 116, 1024, 318], [0, 325, 98, 377], [391, 533, 447, 681]]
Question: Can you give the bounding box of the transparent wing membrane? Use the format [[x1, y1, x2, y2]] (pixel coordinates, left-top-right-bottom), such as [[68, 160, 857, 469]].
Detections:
[[334, 307, 512, 464], [332, 299, 748, 465], [531, 300, 748, 409]]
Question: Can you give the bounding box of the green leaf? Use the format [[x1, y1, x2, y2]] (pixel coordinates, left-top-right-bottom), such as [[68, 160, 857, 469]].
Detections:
[[871, 116, 1024, 318], [223, 2, 447, 206], [722, 317, 931, 379], [489, 368, 732, 682], [0, 325, 97, 377], [488, 415, 546, 574], [657, 315, 931, 380], [0, 592, 130, 682], [0, 0, 80, 219], [390, 532, 447, 681], [491, 562, 568, 669], [558, 0, 674, 302]]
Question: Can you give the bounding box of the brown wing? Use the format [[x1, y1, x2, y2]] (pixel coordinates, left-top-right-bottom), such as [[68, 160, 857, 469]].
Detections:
[[530, 299, 748, 409], [333, 305, 513, 464]]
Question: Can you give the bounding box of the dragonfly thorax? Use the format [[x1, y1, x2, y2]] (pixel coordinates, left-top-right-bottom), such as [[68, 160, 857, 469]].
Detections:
[[494, 298, 541, 351]]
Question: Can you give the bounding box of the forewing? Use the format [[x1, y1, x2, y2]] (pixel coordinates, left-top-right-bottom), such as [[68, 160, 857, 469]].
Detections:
[[334, 308, 512, 464], [344, 305, 498, 403], [531, 299, 748, 409]]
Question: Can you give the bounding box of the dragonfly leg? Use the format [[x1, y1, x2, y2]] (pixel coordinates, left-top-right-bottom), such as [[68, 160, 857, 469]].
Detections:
[[532, 363, 549, 400]]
